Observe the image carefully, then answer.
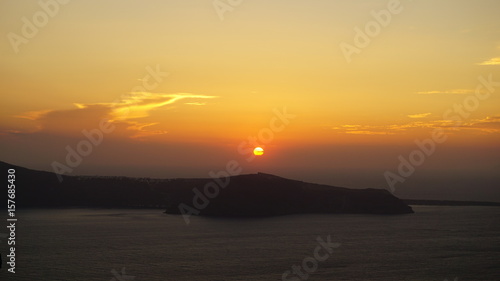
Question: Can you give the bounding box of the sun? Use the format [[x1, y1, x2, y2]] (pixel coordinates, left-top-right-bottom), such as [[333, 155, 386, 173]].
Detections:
[[253, 147, 264, 156]]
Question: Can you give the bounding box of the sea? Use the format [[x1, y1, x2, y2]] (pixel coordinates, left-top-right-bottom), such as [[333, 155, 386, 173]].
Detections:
[[1, 206, 499, 281]]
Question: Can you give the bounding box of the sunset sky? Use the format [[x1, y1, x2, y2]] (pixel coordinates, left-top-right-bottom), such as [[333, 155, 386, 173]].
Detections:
[[1, 0, 499, 201]]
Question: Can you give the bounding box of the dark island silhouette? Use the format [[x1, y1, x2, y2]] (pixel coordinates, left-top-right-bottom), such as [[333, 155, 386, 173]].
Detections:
[[1, 161, 417, 216], [3, 160, 500, 217], [164, 172, 414, 216]]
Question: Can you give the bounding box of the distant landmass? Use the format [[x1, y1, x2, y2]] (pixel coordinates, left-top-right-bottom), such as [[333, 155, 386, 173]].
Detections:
[[403, 199, 500, 207], [0, 161, 413, 215], [164, 172, 414, 216], [4, 160, 493, 217]]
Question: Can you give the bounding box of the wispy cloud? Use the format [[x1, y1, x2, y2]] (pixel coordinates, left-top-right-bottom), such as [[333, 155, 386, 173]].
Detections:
[[477, 57, 500, 66], [126, 121, 168, 139], [15, 109, 53, 120], [344, 130, 391, 135], [331, 116, 500, 135], [415, 89, 474, 95], [331, 125, 399, 135], [78, 92, 218, 121], [14, 92, 218, 139], [461, 116, 500, 133], [407, 113, 431, 119]]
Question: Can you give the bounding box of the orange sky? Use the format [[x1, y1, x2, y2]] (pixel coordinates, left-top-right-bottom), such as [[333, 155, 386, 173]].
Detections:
[[1, 0, 499, 201]]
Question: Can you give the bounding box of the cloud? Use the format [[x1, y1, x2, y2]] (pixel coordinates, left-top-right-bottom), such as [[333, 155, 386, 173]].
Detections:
[[331, 125, 397, 135], [331, 116, 500, 135], [345, 130, 392, 135], [461, 116, 500, 133], [15, 109, 53, 120], [13, 92, 218, 139], [407, 113, 431, 119], [477, 57, 500, 66], [77, 92, 218, 121], [415, 89, 474, 95], [125, 121, 168, 139]]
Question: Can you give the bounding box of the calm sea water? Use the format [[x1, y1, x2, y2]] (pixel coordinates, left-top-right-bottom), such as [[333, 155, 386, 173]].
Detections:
[[1, 206, 499, 281]]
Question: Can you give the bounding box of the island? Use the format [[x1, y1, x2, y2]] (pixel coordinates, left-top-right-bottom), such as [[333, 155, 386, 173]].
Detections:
[[164, 172, 414, 216], [1, 161, 414, 216]]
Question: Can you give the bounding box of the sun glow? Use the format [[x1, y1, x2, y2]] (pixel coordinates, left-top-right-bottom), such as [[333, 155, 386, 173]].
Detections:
[[253, 147, 264, 156]]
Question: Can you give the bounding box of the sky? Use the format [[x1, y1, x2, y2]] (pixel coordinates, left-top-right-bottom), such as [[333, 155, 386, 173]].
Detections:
[[1, 0, 499, 201]]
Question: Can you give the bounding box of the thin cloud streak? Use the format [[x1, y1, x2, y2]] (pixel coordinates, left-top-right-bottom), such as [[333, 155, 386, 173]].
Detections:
[[415, 89, 475, 95], [408, 113, 431, 119], [331, 115, 500, 135], [477, 57, 500, 66]]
